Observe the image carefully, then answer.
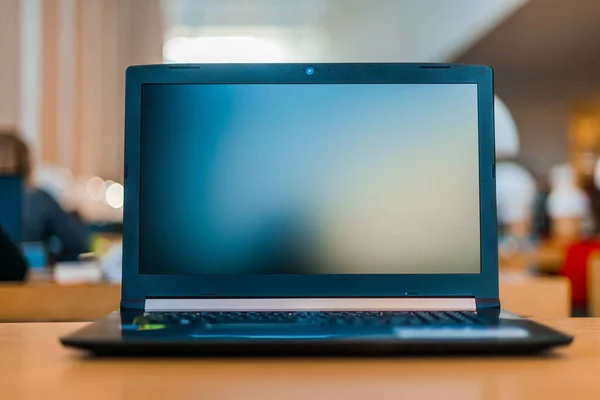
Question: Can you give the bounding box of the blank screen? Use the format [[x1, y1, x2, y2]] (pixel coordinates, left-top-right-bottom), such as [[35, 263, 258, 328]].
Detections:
[[139, 84, 480, 274]]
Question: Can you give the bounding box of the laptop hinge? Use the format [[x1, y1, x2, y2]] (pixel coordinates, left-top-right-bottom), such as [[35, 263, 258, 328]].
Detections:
[[144, 298, 476, 312]]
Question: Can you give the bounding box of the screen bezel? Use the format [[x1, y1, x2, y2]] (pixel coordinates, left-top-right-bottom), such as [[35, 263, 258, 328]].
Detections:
[[122, 63, 497, 306]]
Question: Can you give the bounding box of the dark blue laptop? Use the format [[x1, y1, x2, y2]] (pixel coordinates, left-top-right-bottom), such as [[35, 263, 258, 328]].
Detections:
[[61, 63, 572, 355]]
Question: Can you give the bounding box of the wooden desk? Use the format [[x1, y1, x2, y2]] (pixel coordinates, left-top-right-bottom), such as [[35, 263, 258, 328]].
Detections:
[[0, 319, 594, 399], [499, 272, 571, 318], [0, 284, 120, 322]]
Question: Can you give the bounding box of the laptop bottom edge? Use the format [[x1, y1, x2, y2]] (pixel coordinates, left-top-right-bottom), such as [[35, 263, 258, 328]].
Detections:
[[60, 309, 573, 357]]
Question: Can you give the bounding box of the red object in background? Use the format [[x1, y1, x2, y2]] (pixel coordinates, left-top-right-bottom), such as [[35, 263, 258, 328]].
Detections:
[[561, 241, 600, 309]]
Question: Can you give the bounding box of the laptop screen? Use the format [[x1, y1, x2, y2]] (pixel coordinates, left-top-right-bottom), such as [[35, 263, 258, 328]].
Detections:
[[139, 83, 480, 275]]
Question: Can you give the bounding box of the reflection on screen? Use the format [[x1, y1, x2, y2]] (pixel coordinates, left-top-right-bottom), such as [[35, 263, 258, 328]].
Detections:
[[140, 84, 480, 274]]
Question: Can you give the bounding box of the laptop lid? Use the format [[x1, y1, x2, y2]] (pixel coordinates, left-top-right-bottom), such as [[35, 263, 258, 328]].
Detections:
[[121, 64, 497, 310]]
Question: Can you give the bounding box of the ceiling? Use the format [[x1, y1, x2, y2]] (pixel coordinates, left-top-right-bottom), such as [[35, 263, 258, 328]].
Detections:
[[162, 0, 528, 62], [456, 0, 600, 78]]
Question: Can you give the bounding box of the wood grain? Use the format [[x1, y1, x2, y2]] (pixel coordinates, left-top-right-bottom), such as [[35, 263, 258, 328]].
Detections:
[[0, 284, 120, 322], [0, 319, 594, 400], [500, 273, 570, 318]]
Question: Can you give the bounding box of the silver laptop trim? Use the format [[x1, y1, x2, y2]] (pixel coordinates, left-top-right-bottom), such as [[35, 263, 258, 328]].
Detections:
[[145, 298, 476, 312]]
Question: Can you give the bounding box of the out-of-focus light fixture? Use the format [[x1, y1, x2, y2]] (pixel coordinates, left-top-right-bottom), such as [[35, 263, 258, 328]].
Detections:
[[163, 36, 285, 63], [105, 182, 124, 209]]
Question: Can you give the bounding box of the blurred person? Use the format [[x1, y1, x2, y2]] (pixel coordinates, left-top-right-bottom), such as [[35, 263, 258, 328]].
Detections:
[[581, 174, 600, 235], [547, 164, 589, 242], [496, 162, 536, 233], [0, 226, 27, 281], [550, 164, 575, 189], [34, 163, 75, 208], [494, 96, 538, 265], [588, 159, 600, 234], [531, 172, 551, 240], [0, 129, 89, 260], [496, 162, 536, 265]]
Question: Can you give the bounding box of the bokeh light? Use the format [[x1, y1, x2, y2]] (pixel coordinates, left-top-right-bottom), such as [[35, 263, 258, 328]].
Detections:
[[86, 176, 106, 201], [105, 182, 124, 209]]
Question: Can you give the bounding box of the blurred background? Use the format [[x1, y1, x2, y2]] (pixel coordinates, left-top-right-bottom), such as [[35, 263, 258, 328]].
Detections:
[[1, 0, 600, 320]]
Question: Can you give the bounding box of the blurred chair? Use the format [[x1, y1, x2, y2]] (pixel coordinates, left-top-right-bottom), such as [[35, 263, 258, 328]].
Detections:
[[561, 241, 600, 315]]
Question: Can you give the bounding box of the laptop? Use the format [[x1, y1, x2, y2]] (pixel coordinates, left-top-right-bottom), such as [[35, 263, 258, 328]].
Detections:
[[61, 63, 573, 355]]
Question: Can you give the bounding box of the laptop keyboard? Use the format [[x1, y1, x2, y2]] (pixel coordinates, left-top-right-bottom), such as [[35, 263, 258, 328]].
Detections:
[[141, 311, 482, 327]]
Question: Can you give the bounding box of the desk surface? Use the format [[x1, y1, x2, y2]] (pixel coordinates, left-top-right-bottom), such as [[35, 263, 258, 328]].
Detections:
[[499, 272, 570, 318], [0, 318, 597, 399], [0, 283, 120, 322]]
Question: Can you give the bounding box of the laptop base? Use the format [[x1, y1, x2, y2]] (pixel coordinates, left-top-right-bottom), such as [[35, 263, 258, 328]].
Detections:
[[61, 310, 573, 356]]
